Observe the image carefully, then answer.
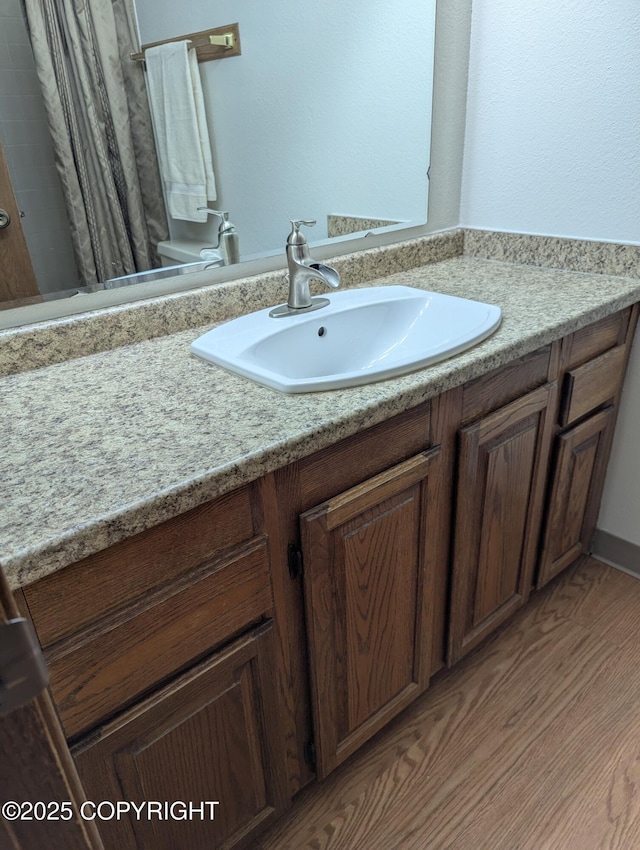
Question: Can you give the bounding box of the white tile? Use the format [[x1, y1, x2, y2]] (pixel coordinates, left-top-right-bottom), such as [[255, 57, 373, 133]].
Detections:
[[0, 117, 52, 146], [0, 67, 17, 95], [0, 119, 24, 146], [0, 43, 11, 70], [0, 0, 25, 19], [31, 247, 80, 295], [0, 93, 45, 121], [10, 163, 63, 194], [32, 222, 74, 253], [4, 141, 56, 172], [8, 41, 35, 71], [19, 190, 68, 234], [12, 69, 42, 96], [4, 16, 29, 45], [0, 94, 18, 120]]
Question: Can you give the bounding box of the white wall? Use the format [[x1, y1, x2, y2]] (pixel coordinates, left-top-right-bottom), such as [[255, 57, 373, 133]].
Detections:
[[461, 0, 640, 548], [461, 0, 640, 243], [134, 0, 435, 257], [599, 340, 640, 547]]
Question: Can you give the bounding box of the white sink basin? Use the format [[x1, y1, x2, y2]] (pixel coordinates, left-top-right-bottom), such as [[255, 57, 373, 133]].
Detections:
[[191, 285, 502, 393]]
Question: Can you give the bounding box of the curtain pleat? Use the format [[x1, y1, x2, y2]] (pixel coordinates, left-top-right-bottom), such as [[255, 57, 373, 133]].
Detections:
[[22, 0, 168, 286]]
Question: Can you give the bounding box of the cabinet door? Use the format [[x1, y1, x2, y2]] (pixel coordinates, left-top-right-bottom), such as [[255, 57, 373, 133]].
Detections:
[[73, 623, 288, 850], [449, 383, 556, 663], [537, 406, 615, 588], [301, 448, 441, 779]]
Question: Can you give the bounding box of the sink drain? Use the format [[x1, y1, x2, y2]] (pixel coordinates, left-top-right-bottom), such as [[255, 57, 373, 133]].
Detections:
[[318, 326, 327, 337]]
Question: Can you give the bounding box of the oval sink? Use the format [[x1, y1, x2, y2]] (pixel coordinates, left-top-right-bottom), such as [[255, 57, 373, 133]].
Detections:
[[191, 285, 502, 393]]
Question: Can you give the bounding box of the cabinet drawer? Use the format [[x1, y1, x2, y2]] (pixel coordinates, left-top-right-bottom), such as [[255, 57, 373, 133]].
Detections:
[[46, 536, 273, 739], [24, 486, 256, 646], [294, 401, 432, 507], [461, 346, 551, 424], [561, 309, 630, 371], [560, 344, 626, 427]]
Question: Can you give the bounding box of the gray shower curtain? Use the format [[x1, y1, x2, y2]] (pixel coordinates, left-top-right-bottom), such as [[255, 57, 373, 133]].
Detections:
[[22, 0, 168, 285]]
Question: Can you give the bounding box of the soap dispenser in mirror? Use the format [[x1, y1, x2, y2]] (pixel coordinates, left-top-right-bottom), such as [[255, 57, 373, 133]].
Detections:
[[216, 211, 240, 265], [197, 208, 240, 265]]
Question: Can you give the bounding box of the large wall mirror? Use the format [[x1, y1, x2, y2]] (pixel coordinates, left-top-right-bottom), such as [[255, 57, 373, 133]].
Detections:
[[0, 0, 436, 328]]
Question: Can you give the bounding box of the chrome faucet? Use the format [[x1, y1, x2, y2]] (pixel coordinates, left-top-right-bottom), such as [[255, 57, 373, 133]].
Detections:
[[269, 220, 340, 318]]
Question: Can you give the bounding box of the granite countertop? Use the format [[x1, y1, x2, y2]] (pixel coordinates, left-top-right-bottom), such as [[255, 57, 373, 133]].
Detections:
[[3, 254, 640, 590]]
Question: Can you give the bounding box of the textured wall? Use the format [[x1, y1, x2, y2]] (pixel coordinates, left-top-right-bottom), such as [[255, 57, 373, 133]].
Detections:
[[461, 0, 640, 243], [461, 0, 640, 549]]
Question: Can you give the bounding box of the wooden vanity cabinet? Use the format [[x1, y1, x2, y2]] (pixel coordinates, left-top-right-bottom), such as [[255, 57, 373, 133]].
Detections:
[[448, 307, 639, 663], [537, 407, 615, 585], [22, 483, 290, 850], [536, 305, 639, 588], [272, 398, 455, 781], [14, 304, 640, 838], [301, 447, 441, 778], [448, 378, 557, 663], [73, 624, 287, 850]]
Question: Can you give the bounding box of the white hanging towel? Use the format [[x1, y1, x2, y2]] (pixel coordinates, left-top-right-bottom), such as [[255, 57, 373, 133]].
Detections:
[[145, 40, 217, 222]]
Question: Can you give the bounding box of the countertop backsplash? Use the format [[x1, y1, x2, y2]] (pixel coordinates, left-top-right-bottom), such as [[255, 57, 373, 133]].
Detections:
[[0, 230, 464, 378]]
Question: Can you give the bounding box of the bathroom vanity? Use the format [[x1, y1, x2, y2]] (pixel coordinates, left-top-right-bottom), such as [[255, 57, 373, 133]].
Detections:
[[3, 236, 640, 849]]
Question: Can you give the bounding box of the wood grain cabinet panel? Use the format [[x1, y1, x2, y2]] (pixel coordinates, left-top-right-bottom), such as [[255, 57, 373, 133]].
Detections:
[[560, 345, 626, 427], [560, 308, 630, 372], [24, 486, 256, 647], [461, 345, 551, 424], [73, 624, 288, 850], [46, 536, 274, 739], [537, 304, 638, 584], [300, 448, 441, 778], [449, 383, 557, 664], [537, 407, 615, 588]]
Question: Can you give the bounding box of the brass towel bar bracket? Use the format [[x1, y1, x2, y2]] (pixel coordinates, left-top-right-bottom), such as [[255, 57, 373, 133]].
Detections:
[[130, 22, 241, 63]]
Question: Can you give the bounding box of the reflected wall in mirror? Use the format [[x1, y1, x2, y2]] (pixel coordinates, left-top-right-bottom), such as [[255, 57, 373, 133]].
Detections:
[[0, 0, 436, 319]]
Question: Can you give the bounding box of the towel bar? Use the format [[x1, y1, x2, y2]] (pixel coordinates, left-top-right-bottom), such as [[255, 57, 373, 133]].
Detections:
[[130, 23, 241, 63]]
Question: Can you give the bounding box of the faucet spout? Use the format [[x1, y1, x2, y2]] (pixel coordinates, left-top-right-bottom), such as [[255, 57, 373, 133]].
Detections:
[[270, 220, 341, 318], [308, 262, 340, 289], [287, 259, 340, 309]]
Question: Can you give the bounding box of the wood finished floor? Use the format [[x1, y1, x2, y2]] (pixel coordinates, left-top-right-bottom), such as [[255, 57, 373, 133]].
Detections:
[[256, 557, 640, 850]]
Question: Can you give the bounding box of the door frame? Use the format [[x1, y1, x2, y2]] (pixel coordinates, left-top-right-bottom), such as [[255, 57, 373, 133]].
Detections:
[[0, 137, 39, 303]]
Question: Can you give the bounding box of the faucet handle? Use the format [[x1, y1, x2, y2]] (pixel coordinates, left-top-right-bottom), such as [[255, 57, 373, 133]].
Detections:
[[288, 220, 316, 245]]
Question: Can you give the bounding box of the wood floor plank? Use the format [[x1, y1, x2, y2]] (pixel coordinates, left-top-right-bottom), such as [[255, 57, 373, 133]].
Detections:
[[258, 559, 640, 850], [541, 556, 640, 648], [434, 637, 640, 849], [340, 627, 616, 849]]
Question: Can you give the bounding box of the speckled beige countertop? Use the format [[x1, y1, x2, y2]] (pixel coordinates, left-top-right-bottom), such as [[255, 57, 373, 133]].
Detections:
[[2, 238, 640, 590]]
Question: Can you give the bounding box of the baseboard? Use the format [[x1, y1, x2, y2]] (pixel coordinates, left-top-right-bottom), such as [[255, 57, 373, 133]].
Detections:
[[591, 530, 640, 578]]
